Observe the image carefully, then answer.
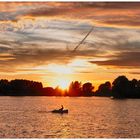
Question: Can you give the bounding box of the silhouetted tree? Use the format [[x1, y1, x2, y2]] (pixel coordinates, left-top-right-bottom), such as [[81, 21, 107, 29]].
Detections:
[[112, 76, 129, 98], [68, 81, 82, 96], [9, 79, 43, 96], [129, 79, 140, 98], [43, 87, 55, 96], [95, 81, 111, 97], [54, 86, 63, 96], [82, 82, 94, 96], [0, 79, 10, 95]]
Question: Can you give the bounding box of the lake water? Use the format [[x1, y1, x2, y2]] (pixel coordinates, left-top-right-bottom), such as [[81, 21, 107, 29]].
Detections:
[[0, 96, 139, 138]]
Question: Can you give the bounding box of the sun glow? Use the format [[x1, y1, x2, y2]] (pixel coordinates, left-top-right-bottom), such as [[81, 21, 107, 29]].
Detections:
[[57, 79, 70, 90], [47, 64, 74, 74]]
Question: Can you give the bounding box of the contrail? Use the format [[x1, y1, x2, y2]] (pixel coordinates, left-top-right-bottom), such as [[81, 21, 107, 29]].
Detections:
[[72, 26, 94, 52]]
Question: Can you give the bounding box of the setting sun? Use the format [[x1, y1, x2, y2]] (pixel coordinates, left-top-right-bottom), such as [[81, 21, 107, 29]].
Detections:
[[45, 64, 74, 89]]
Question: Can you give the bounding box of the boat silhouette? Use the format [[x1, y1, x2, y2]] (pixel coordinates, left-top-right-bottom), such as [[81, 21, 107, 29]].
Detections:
[[51, 109, 68, 114]]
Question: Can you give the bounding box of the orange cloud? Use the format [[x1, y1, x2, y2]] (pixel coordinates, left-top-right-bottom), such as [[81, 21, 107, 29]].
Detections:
[[22, 2, 140, 28], [0, 2, 140, 28], [89, 51, 140, 68], [0, 2, 46, 12]]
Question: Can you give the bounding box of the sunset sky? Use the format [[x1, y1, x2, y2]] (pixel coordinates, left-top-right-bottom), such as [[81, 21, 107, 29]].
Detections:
[[0, 2, 140, 89]]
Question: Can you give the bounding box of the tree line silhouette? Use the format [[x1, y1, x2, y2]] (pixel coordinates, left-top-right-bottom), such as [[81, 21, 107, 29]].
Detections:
[[0, 76, 139, 98]]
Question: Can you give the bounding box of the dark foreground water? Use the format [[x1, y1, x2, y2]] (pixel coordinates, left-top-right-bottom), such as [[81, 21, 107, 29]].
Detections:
[[0, 96, 139, 138]]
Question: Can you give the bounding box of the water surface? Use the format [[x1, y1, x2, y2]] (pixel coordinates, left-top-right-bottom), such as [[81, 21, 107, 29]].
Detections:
[[0, 96, 139, 138]]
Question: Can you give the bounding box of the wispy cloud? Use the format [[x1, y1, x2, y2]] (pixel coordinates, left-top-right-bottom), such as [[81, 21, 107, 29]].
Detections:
[[0, 2, 139, 83], [0, 19, 140, 73], [0, 2, 140, 29], [22, 2, 140, 28], [89, 51, 140, 68]]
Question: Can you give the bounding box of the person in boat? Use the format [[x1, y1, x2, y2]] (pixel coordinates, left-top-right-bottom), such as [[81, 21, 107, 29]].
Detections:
[[59, 105, 64, 111]]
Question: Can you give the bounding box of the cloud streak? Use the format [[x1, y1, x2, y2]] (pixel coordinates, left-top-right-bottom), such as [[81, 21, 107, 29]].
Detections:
[[23, 2, 140, 28], [0, 2, 140, 28], [89, 51, 140, 68]]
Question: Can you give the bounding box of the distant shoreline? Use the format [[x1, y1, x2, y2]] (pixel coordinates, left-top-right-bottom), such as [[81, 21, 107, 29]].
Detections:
[[0, 95, 140, 99], [0, 75, 140, 98]]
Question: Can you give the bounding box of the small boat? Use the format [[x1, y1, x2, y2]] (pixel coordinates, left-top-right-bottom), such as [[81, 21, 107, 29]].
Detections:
[[51, 109, 68, 114]]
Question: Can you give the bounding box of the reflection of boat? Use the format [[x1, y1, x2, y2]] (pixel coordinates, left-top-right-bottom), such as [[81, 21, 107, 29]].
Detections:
[[52, 109, 68, 114], [110, 96, 114, 99], [110, 96, 126, 100]]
